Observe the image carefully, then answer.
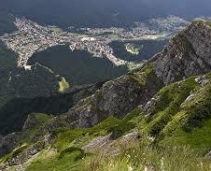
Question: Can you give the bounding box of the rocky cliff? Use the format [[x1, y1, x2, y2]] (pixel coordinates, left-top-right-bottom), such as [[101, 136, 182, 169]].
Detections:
[[154, 21, 211, 85]]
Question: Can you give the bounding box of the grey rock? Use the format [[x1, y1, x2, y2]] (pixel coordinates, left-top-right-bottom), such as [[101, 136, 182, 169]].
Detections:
[[143, 98, 157, 116], [82, 134, 113, 153], [153, 21, 211, 85], [0, 133, 19, 158], [205, 150, 211, 159], [7, 142, 45, 166], [121, 131, 141, 143], [45, 73, 163, 130], [185, 94, 195, 103], [22, 113, 41, 130]]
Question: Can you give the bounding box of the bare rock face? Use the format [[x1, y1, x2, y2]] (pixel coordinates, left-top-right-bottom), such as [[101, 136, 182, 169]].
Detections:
[[45, 73, 163, 130], [96, 75, 143, 118], [0, 133, 19, 158], [7, 142, 45, 166], [154, 21, 211, 85], [45, 75, 145, 129], [73, 75, 144, 127], [22, 113, 40, 130]]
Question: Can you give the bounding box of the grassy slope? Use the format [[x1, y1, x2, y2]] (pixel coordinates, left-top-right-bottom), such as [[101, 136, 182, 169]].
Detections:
[[3, 67, 211, 171], [25, 110, 140, 171], [79, 72, 211, 171], [136, 72, 211, 154]]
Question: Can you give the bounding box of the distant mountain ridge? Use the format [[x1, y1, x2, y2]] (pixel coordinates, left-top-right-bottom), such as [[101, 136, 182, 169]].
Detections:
[[1, 0, 211, 28]]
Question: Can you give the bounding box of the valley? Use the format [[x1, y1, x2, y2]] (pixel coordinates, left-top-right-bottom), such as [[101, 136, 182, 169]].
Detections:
[[0, 16, 188, 68], [0, 0, 211, 170], [1, 20, 211, 171]]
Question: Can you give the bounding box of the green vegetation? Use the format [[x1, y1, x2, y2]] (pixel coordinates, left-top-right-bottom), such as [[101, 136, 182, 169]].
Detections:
[[20, 113, 52, 143], [0, 143, 28, 163], [34, 113, 52, 124], [58, 147, 86, 160], [0, 40, 59, 135], [52, 109, 140, 152], [129, 73, 211, 156], [161, 119, 211, 155], [58, 77, 70, 93], [128, 63, 164, 92], [28, 45, 127, 85], [3, 73, 211, 170], [81, 145, 210, 171], [23, 110, 140, 171], [27, 147, 82, 171], [145, 77, 197, 136]]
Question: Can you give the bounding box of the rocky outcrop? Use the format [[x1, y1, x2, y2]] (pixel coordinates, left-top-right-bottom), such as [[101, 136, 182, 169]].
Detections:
[[153, 21, 211, 85], [7, 142, 45, 166], [82, 131, 141, 156], [22, 113, 43, 130], [45, 71, 164, 130], [0, 133, 20, 158]]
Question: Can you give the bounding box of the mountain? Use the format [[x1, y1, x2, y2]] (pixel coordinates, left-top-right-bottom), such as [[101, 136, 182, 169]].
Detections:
[[0, 9, 173, 137], [1, 20, 211, 171], [1, 0, 211, 28]]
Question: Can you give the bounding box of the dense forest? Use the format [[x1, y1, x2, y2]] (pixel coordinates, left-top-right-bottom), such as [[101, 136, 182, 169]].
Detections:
[[28, 45, 127, 85], [0, 41, 62, 135]]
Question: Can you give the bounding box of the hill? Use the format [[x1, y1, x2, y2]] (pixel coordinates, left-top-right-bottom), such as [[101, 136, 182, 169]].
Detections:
[[1, 20, 211, 170]]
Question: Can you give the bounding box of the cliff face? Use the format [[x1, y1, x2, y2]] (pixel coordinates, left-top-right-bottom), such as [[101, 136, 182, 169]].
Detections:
[[45, 65, 164, 130], [154, 21, 211, 85]]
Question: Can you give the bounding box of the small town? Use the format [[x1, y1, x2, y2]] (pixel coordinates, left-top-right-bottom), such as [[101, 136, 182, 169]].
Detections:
[[0, 16, 188, 68]]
